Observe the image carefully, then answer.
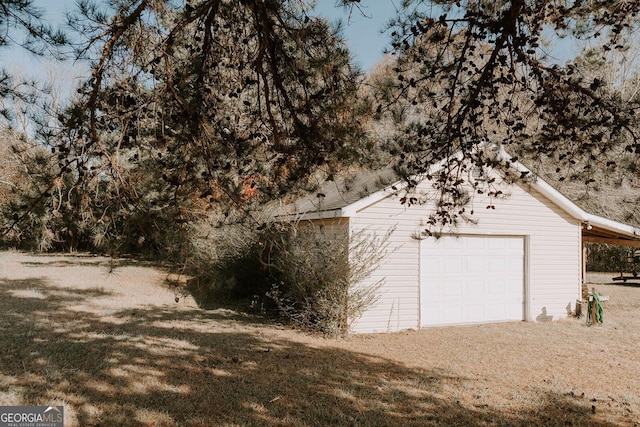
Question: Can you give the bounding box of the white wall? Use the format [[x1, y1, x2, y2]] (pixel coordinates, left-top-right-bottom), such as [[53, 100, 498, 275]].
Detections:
[[348, 178, 582, 334]]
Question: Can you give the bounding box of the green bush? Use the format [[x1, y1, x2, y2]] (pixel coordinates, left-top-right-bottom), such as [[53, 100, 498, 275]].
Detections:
[[181, 217, 272, 308]]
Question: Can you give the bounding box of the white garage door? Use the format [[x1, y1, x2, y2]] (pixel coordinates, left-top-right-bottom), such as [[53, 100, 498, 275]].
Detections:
[[420, 235, 525, 327]]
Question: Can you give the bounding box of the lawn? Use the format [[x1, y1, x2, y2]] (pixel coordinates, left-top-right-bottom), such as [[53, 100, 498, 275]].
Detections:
[[1, 251, 639, 426]]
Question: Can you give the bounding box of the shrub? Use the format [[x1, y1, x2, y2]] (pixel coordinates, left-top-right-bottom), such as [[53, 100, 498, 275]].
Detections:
[[180, 215, 271, 307], [178, 214, 390, 337], [265, 221, 391, 337]]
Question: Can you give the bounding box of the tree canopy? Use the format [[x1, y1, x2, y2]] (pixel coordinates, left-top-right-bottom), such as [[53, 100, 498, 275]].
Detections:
[[369, 0, 640, 229], [3, 0, 640, 252], [1, 0, 368, 254]]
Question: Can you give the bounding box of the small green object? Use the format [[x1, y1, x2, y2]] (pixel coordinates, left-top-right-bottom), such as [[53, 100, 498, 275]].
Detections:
[[587, 293, 604, 325]]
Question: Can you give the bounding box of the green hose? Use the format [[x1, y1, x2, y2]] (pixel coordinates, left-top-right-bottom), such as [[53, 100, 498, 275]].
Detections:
[[587, 293, 604, 325]]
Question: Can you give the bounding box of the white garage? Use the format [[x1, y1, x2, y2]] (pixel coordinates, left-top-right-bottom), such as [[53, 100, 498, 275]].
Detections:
[[286, 150, 640, 334], [420, 235, 525, 326]]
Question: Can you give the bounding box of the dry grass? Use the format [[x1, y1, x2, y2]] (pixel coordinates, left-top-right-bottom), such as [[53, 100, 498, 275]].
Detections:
[[1, 251, 639, 426]]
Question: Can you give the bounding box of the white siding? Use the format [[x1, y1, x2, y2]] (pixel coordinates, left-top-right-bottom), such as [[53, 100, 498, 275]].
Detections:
[[348, 179, 581, 334]]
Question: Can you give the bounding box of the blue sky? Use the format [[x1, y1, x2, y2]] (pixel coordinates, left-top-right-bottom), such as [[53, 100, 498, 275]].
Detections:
[[2, 0, 397, 77], [1, 0, 582, 99], [313, 1, 401, 71], [0, 0, 83, 94]]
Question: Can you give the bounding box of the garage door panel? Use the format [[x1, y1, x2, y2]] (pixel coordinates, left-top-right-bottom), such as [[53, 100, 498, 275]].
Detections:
[[487, 279, 505, 295], [467, 258, 484, 273], [426, 306, 463, 324], [467, 281, 484, 298], [488, 258, 507, 273], [467, 303, 487, 319], [421, 235, 525, 327], [466, 238, 485, 250], [443, 281, 464, 297], [444, 258, 464, 273]]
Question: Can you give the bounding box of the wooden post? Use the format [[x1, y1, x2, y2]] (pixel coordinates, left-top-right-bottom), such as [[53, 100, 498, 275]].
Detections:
[[581, 240, 589, 300], [582, 242, 587, 286]]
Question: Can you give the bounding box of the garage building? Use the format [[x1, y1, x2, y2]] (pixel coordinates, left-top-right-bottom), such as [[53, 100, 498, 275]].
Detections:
[[284, 153, 640, 334]]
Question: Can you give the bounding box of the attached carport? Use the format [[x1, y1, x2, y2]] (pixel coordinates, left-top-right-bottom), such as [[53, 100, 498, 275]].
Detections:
[[581, 216, 640, 285]]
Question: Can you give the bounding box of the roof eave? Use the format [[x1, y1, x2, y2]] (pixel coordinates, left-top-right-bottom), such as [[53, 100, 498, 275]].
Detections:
[[583, 213, 640, 241], [274, 208, 346, 222]]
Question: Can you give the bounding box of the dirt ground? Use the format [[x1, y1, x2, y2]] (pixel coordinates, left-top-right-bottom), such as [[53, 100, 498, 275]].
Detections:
[[0, 250, 639, 426]]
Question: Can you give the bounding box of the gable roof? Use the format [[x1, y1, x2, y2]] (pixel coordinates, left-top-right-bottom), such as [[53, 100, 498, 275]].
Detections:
[[287, 167, 401, 219], [284, 148, 640, 246]]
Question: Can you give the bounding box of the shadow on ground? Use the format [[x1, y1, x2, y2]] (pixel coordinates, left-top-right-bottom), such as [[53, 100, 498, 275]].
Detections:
[[609, 281, 640, 288], [0, 276, 617, 426], [590, 272, 640, 288]]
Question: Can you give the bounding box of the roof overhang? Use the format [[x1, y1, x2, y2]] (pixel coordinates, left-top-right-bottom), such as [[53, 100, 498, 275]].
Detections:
[[275, 208, 345, 222], [581, 219, 640, 248]]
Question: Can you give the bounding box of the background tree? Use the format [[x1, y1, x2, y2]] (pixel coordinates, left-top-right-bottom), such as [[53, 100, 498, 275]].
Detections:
[[0, 2, 75, 251], [527, 36, 640, 227], [362, 0, 640, 231], [535, 35, 640, 272], [0, 64, 91, 252], [28, 0, 367, 259], [0, 129, 77, 251], [5, 0, 640, 256]]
